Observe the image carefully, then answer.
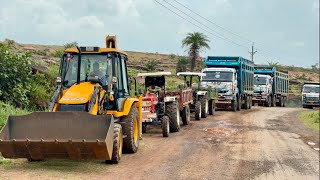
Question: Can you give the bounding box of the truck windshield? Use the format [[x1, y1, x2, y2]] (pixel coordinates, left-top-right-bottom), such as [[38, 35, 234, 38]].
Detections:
[[303, 86, 320, 93], [254, 77, 267, 85], [61, 53, 112, 87], [202, 71, 233, 82]]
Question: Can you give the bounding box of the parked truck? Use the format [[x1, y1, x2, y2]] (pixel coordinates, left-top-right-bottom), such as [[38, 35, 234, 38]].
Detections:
[[201, 56, 254, 111], [253, 66, 289, 107], [302, 82, 320, 109]]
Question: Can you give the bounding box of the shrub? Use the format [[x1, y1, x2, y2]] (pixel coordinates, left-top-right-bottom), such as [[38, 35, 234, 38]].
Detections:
[[144, 60, 157, 72], [176, 56, 189, 73]]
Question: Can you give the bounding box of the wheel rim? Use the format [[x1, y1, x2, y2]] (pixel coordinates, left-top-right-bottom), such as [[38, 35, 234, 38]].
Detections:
[[119, 131, 123, 157], [133, 118, 138, 144]]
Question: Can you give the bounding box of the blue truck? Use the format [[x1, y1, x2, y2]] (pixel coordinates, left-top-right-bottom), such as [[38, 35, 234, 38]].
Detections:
[[253, 66, 289, 107], [201, 56, 254, 111]]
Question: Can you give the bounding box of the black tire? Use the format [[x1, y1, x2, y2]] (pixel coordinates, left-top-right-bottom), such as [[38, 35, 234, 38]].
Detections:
[[243, 96, 249, 109], [166, 101, 180, 132], [265, 96, 270, 107], [106, 124, 123, 164], [195, 101, 201, 120], [248, 96, 252, 109], [231, 99, 237, 112], [142, 124, 147, 134], [161, 116, 170, 137], [200, 96, 208, 118], [27, 158, 43, 162], [181, 105, 190, 125], [271, 95, 276, 107], [121, 106, 139, 153], [237, 96, 241, 111], [279, 97, 283, 107], [208, 100, 215, 115], [282, 97, 287, 107]]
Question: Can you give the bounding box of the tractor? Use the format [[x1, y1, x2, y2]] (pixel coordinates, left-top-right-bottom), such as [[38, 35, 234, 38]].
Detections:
[[0, 36, 142, 164], [136, 72, 180, 137], [177, 72, 217, 120]]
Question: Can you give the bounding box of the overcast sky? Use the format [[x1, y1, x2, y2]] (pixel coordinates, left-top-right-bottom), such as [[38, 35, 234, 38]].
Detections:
[[0, 0, 319, 67]]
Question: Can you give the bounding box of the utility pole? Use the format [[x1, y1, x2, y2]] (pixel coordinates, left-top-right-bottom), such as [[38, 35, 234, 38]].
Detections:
[[249, 42, 257, 62]]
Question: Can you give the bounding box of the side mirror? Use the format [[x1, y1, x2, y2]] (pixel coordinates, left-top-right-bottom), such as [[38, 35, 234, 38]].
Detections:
[[56, 77, 62, 84], [112, 77, 117, 84]]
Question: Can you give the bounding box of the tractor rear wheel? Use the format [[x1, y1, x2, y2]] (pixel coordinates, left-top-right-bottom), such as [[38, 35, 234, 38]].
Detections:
[[200, 96, 208, 118], [106, 124, 123, 164], [195, 101, 201, 120], [121, 105, 139, 153], [182, 105, 190, 125], [166, 101, 180, 132], [161, 116, 170, 137]]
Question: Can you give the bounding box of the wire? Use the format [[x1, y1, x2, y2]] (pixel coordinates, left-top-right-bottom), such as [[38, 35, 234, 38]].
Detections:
[[154, 0, 249, 50]]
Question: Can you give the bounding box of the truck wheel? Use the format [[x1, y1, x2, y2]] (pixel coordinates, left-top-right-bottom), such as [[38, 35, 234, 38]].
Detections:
[[282, 97, 287, 107], [182, 105, 190, 125], [237, 97, 241, 111], [200, 96, 208, 118], [248, 97, 252, 109], [121, 106, 139, 153], [106, 124, 123, 164], [279, 97, 283, 107], [161, 116, 170, 137], [231, 99, 237, 112], [271, 95, 276, 107], [243, 96, 249, 109], [208, 100, 215, 115], [195, 101, 201, 120], [166, 101, 180, 132], [265, 96, 270, 107], [142, 124, 147, 134]]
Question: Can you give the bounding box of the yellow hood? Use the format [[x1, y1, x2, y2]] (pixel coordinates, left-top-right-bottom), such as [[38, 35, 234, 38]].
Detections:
[[59, 82, 97, 104]]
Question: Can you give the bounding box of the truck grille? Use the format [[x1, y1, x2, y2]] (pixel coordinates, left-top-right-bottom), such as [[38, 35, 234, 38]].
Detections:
[[305, 97, 319, 102], [59, 104, 87, 112]]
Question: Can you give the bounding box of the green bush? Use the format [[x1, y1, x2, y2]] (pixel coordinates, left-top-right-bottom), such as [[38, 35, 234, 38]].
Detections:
[[0, 102, 30, 129], [144, 60, 157, 72], [0, 42, 32, 108], [176, 56, 189, 73]]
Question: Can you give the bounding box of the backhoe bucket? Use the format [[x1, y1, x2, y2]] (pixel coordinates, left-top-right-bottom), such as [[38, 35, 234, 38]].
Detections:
[[0, 112, 114, 160]]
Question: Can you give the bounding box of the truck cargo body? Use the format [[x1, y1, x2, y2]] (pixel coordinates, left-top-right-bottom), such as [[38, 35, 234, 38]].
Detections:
[[253, 66, 289, 107], [201, 56, 254, 111], [302, 82, 320, 108]]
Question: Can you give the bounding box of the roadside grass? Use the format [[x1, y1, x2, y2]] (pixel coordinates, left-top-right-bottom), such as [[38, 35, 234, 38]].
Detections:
[[0, 102, 31, 129], [299, 110, 320, 131]]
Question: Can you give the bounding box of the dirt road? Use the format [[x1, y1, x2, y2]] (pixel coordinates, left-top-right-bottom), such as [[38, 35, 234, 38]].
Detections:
[[0, 107, 319, 180]]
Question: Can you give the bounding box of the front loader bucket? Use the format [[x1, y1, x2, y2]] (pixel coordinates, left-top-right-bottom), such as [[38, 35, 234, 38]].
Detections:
[[0, 112, 114, 161]]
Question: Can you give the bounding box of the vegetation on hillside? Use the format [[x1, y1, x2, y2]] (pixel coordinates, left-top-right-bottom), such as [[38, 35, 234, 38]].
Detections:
[[0, 102, 30, 129]]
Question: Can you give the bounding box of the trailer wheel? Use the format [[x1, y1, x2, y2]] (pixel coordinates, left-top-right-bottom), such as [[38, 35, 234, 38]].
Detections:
[[106, 124, 123, 164], [161, 116, 170, 137], [142, 124, 147, 134], [279, 97, 284, 107], [200, 96, 208, 118], [237, 96, 241, 111], [243, 96, 249, 109], [209, 100, 215, 115], [231, 99, 237, 112], [166, 101, 180, 132], [182, 105, 190, 125], [121, 105, 139, 153], [195, 101, 201, 120]]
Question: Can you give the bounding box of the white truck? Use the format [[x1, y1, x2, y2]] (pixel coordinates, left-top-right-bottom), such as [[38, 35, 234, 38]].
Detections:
[[302, 83, 320, 109]]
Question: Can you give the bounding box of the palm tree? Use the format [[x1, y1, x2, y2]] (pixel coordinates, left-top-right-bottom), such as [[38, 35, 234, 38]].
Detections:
[[182, 32, 210, 72]]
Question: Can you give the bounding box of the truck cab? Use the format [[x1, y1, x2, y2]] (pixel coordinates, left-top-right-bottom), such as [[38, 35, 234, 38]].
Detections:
[[201, 67, 237, 101], [302, 83, 320, 109], [253, 74, 273, 105]]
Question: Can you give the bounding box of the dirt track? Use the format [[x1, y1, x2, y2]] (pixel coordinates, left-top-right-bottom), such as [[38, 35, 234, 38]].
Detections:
[[0, 107, 319, 180]]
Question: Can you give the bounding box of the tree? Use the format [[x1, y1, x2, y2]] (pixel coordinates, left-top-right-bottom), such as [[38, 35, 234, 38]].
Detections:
[[176, 56, 189, 73], [182, 32, 210, 72]]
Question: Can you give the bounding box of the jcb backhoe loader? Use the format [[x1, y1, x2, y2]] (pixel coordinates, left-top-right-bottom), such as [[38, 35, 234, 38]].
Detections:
[[0, 36, 142, 164]]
